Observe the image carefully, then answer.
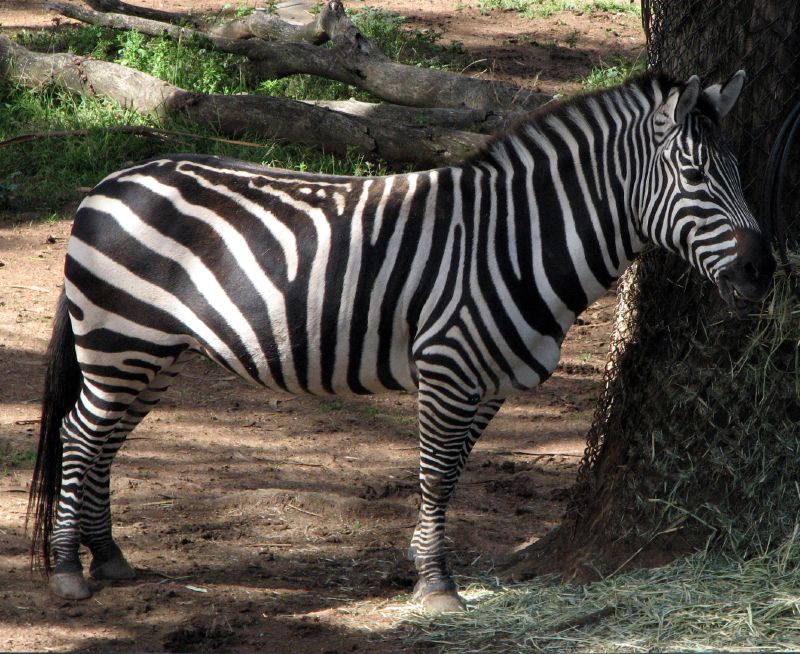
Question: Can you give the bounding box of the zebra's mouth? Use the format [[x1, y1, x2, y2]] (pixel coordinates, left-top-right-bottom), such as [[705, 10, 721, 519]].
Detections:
[[715, 229, 776, 313], [718, 277, 766, 313]]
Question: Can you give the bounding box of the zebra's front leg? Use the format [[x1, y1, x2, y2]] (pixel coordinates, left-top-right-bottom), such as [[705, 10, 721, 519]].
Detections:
[[409, 392, 504, 613]]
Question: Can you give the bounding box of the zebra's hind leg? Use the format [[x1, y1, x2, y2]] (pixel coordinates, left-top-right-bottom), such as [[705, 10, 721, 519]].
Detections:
[[81, 428, 136, 583], [409, 389, 505, 613], [48, 384, 142, 599], [82, 353, 195, 583], [49, 351, 189, 599]]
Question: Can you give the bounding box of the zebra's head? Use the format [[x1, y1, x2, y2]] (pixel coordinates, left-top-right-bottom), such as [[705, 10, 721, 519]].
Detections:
[[642, 70, 775, 311]]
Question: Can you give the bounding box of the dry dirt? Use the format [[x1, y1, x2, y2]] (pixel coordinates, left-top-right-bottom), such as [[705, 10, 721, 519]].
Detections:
[[0, 1, 642, 652]]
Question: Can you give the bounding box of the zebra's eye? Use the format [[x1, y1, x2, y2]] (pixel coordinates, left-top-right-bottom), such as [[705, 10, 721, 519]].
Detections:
[[683, 168, 706, 184]]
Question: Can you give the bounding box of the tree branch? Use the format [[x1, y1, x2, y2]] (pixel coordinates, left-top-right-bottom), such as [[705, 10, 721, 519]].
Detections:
[[46, 2, 201, 40], [208, 0, 387, 61], [307, 99, 507, 133], [46, 0, 550, 112], [81, 0, 205, 27], [0, 35, 489, 168]]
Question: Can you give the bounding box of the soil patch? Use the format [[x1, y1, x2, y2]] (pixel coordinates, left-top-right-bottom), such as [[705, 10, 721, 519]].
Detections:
[[0, 1, 642, 650]]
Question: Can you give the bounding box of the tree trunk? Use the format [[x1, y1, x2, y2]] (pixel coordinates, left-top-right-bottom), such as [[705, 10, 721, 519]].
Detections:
[[508, 0, 800, 582], [0, 35, 490, 168]]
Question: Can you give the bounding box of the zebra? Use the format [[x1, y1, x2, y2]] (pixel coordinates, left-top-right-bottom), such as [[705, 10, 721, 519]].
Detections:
[[28, 70, 775, 613]]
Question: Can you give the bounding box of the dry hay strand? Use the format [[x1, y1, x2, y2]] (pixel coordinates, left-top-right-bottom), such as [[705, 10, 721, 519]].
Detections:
[[404, 525, 800, 652], [642, 257, 800, 556], [549, 245, 800, 573]]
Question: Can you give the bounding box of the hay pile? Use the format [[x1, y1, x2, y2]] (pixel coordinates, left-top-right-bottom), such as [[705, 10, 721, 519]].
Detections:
[[565, 249, 800, 562], [406, 528, 800, 652]]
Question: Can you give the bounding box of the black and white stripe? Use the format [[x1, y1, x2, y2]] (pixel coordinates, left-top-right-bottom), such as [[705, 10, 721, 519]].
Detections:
[[29, 71, 775, 608]]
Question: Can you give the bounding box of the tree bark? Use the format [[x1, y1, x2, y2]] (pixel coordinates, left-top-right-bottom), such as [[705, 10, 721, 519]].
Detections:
[[305, 99, 507, 134], [208, 0, 389, 62], [46, 1, 550, 113], [0, 35, 489, 168], [209, 8, 331, 45], [82, 0, 204, 27], [507, 0, 800, 582]]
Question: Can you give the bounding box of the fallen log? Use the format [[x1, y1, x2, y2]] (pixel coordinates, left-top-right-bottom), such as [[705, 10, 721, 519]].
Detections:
[[306, 99, 507, 134], [81, 0, 204, 26], [208, 1, 388, 63], [45, 2, 202, 42], [0, 35, 489, 168], [46, 0, 550, 113]]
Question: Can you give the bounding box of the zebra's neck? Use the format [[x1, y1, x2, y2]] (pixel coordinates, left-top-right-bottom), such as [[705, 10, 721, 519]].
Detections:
[[462, 80, 658, 327]]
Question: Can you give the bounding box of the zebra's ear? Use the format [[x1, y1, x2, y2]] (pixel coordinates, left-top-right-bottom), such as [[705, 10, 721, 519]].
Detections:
[[703, 69, 745, 120], [673, 75, 701, 124]]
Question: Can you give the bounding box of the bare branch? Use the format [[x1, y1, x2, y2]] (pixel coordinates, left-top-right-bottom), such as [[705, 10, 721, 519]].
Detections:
[[0, 36, 489, 168], [46, 1, 550, 113], [209, 10, 329, 44], [209, 1, 387, 61], [81, 0, 204, 27], [46, 2, 199, 39]]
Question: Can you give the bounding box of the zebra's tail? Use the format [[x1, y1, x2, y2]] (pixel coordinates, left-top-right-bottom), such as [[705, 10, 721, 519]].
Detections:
[[27, 291, 82, 575]]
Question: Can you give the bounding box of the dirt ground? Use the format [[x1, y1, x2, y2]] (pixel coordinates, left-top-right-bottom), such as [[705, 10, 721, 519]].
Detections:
[[0, 1, 642, 652]]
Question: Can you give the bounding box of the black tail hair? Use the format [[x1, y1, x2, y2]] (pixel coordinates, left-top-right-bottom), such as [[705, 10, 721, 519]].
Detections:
[[26, 291, 82, 575]]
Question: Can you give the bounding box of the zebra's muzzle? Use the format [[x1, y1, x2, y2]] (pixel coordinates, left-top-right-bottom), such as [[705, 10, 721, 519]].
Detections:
[[718, 279, 762, 312], [717, 230, 776, 312]]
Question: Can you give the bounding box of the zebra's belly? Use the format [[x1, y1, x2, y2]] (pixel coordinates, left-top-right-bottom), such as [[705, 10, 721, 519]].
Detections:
[[435, 330, 565, 398], [194, 322, 421, 397]]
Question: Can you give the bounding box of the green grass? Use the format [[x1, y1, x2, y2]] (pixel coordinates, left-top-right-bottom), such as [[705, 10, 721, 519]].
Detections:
[[476, 0, 641, 19], [115, 30, 249, 95], [14, 23, 117, 57], [0, 84, 154, 211], [582, 56, 646, 90], [0, 442, 36, 474]]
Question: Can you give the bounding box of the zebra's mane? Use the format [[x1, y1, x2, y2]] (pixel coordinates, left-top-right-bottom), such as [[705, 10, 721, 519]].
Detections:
[[468, 72, 721, 166]]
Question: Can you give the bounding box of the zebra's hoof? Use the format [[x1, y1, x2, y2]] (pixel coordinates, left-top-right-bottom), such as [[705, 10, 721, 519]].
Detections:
[[418, 591, 466, 614], [49, 571, 91, 600], [89, 554, 136, 581], [413, 578, 465, 613]]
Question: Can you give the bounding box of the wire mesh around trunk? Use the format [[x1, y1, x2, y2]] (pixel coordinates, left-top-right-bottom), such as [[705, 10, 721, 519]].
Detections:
[[558, 0, 800, 570]]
